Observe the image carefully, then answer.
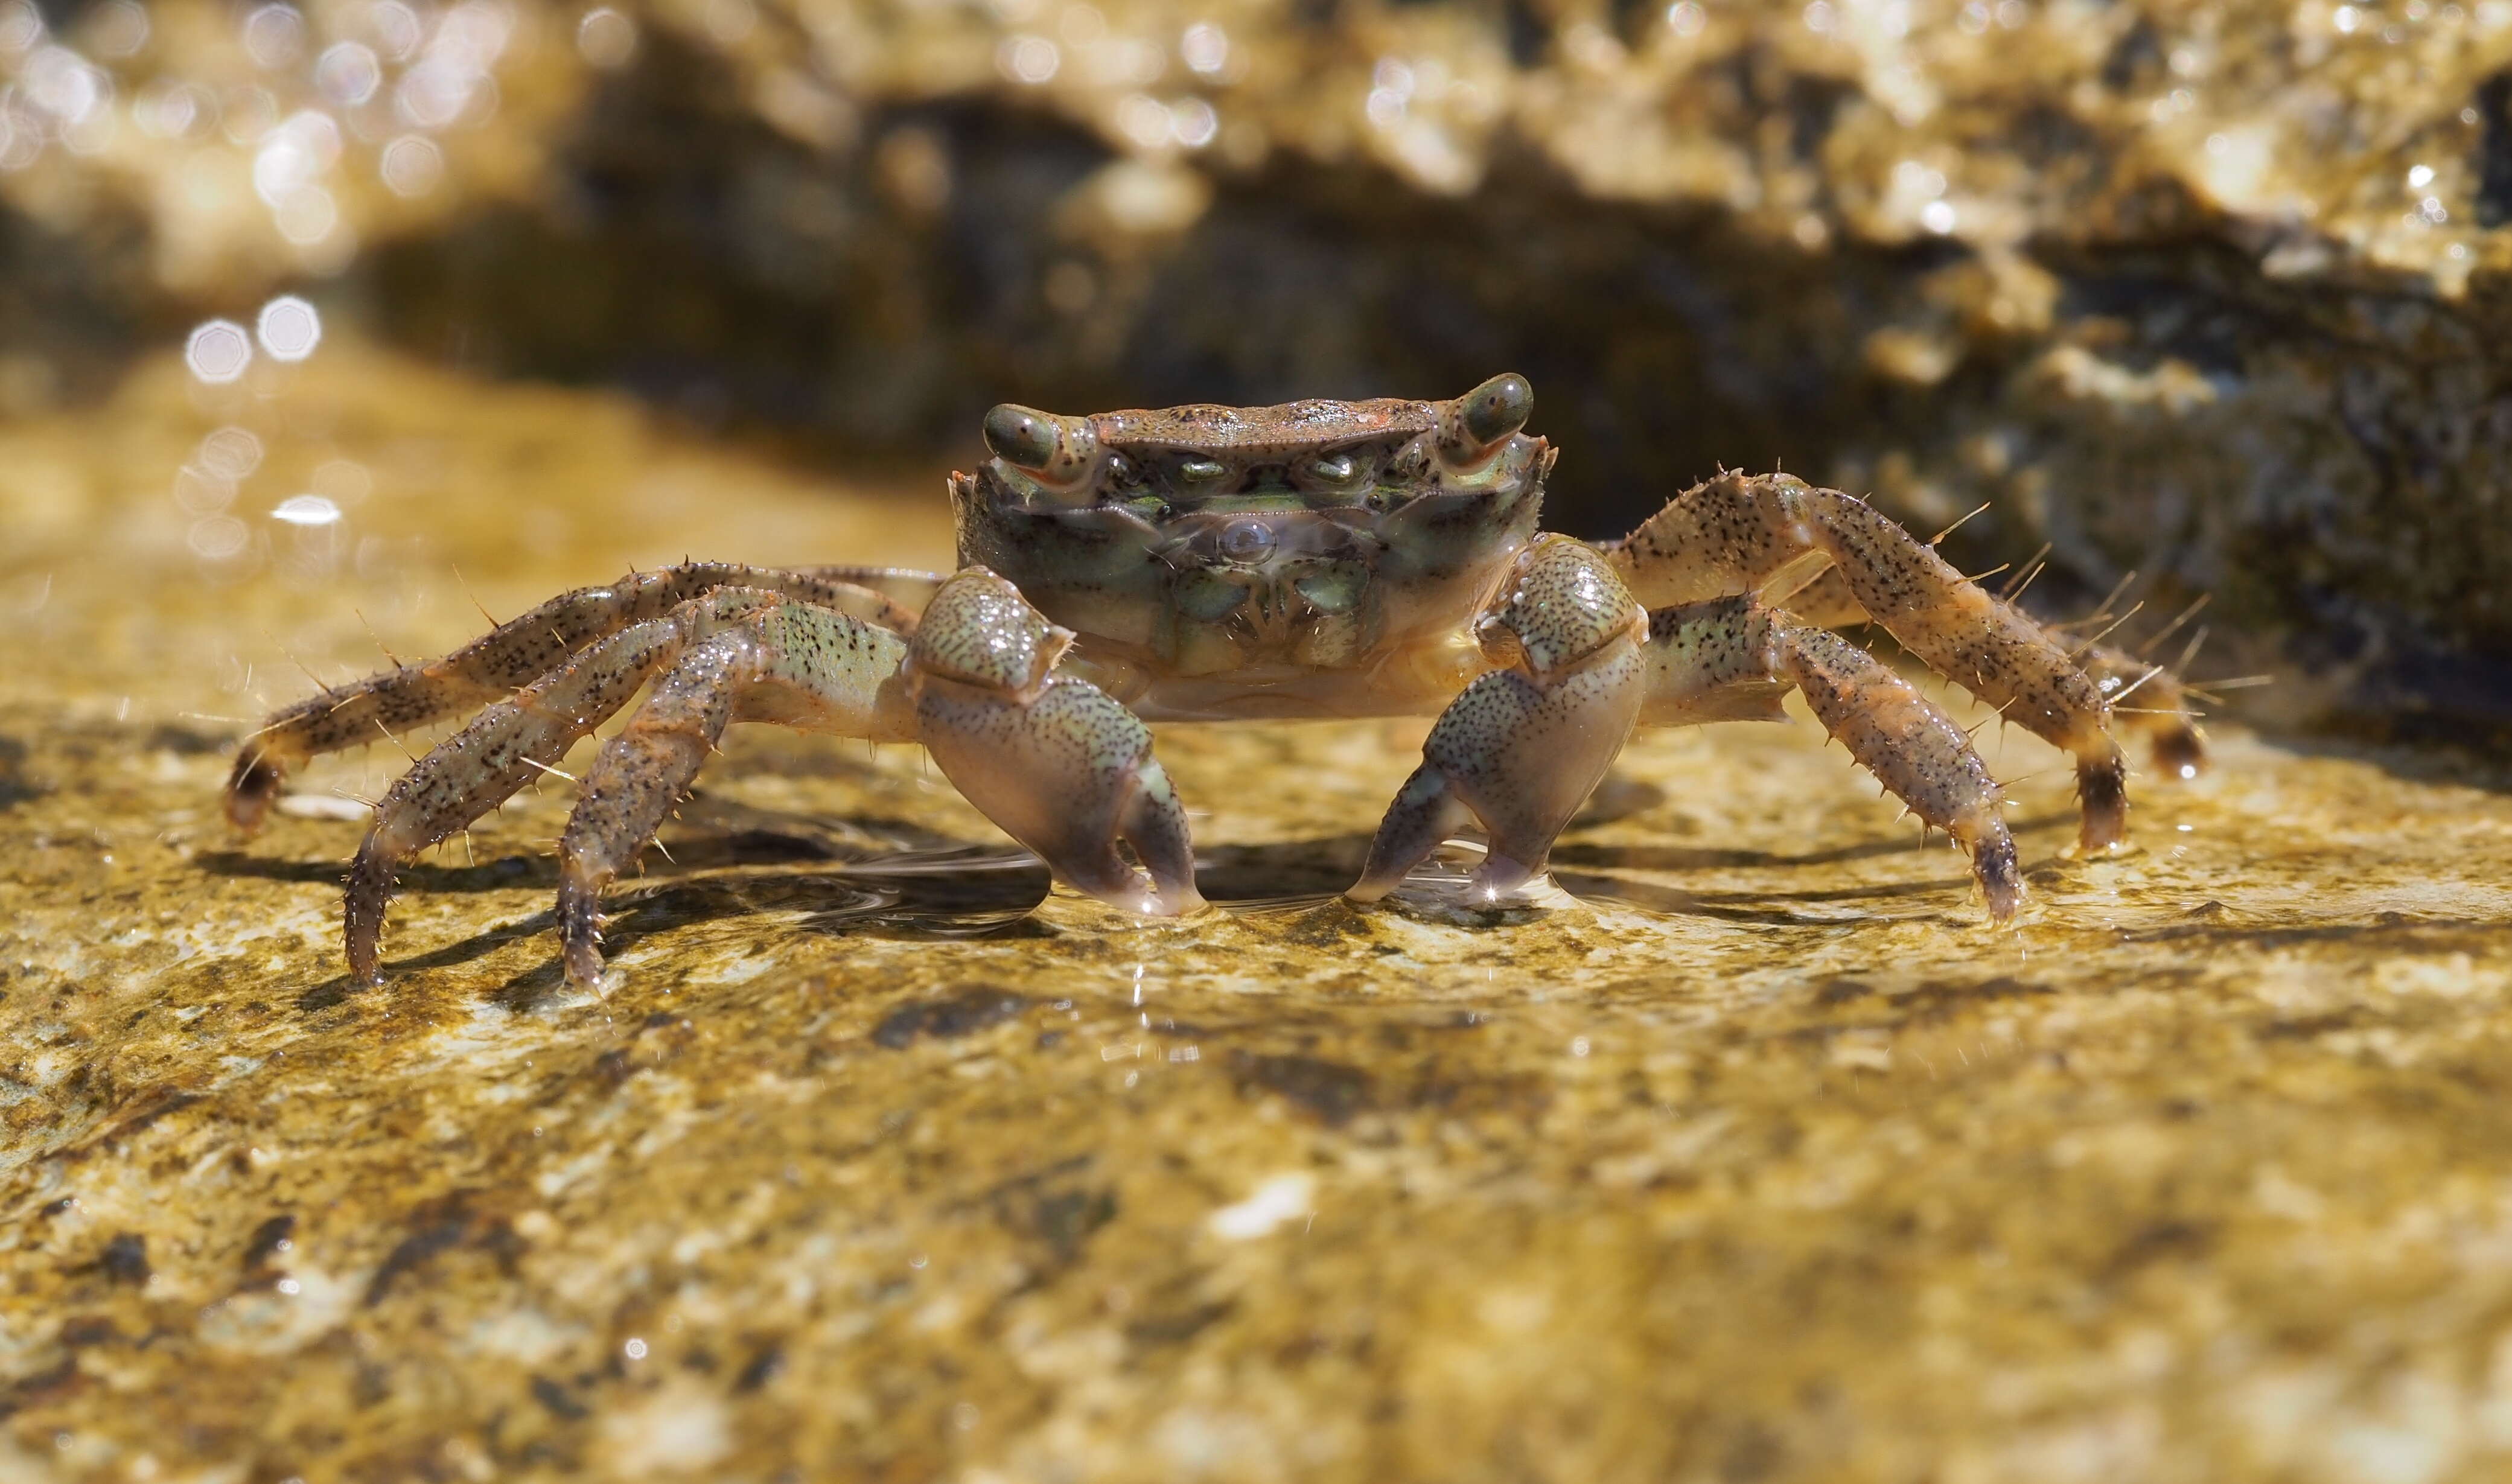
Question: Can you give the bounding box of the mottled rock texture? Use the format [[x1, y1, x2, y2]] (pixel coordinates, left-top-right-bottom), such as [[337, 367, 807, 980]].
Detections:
[[5, 0, 2512, 731], [5, 350, 2512, 1481]]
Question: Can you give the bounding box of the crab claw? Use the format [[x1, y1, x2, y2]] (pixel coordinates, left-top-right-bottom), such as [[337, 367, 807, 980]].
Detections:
[[911, 570, 1203, 916], [1349, 537, 1647, 903]]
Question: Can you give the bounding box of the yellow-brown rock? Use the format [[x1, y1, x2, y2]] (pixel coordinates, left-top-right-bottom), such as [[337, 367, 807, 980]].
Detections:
[[5, 349, 2512, 1480]]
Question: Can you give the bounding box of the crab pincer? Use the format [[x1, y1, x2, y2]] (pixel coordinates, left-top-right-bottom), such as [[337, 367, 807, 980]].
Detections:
[[1349, 537, 1651, 904], [908, 570, 1205, 917]]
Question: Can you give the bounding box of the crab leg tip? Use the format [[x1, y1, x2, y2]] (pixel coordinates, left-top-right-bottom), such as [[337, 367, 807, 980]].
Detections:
[[343, 833, 397, 986], [225, 747, 288, 833], [2076, 753, 2130, 851], [1975, 829, 2024, 923], [2150, 725, 2208, 780], [556, 871, 608, 989]]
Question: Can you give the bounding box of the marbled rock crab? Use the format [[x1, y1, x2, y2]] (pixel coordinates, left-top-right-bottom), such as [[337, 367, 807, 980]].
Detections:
[[224, 375, 2204, 988]]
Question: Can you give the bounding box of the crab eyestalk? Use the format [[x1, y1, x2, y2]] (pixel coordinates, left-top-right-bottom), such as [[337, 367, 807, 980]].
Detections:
[[1436, 372, 1533, 473], [983, 403, 1103, 503]]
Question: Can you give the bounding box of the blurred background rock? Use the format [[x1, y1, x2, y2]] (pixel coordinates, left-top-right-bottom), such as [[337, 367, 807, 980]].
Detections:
[[4, 0, 2510, 739]]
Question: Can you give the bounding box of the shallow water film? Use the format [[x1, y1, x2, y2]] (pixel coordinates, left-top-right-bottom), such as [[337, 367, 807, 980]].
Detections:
[[2, 351, 2510, 1482]]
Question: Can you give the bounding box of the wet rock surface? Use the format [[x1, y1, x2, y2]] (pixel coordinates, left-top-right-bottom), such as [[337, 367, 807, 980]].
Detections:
[[5, 351, 2512, 1480]]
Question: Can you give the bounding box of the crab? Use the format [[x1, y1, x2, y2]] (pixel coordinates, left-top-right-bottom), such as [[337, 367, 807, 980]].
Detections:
[[223, 375, 2206, 989]]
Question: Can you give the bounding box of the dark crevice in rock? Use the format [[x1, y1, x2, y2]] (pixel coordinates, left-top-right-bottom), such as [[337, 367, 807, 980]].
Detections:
[[2476, 72, 2512, 229]]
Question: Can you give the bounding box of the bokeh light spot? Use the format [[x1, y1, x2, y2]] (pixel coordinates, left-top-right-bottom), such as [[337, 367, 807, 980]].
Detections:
[[89, 0, 148, 56], [242, 3, 305, 68], [257, 297, 322, 360], [1180, 22, 1227, 74], [576, 7, 637, 67], [271, 493, 342, 526], [371, 0, 422, 60], [313, 459, 373, 504], [198, 425, 264, 480], [188, 515, 250, 559], [380, 134, 444, 196], [273, 188, 339, 246], [185, 320, 253, 384], [998, 36, 1058, 84], [173, 465, 237, 515], [0, 1, 44, 54], [315, 42, 382, 106]]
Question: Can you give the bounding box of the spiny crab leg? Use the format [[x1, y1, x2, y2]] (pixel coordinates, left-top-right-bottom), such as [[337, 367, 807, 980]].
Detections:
[[553, 599, 921, 988], [1634, 594, 2021, 912], [344, 588, 788, 984], [1756, 563, 2209, 780], [1766, 619, 2022, 919], [225, 561, 922, 833], [2080, 642, 2208, 779], [908, 569, 1204, 919], [1607, 473, 2134, 851], [340, 566, 1197, 990]]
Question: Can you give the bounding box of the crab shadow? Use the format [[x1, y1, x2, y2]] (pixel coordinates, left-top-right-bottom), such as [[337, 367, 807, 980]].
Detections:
[[222, 792, 2076, 1012]]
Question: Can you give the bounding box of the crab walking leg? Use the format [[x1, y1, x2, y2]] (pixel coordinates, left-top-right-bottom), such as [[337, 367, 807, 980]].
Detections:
[[342, 588, 779, 983], [1350, 537, 1650, 903], [907, 570, 1203, 918], [1771, 565, 2209, 778], [2080, 643, 2209, 779], [1648, 593, 2018, 914], [1605, 473, 2131, 849], [1765, 616, 2023, 920], [1647, 597, 2020, 912], [554, 602, 919, 987], [226, 562, 919, 832]]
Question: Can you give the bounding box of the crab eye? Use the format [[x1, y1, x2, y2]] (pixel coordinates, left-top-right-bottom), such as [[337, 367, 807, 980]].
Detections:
[[1308, 453, 1363, 491], [984, 404, 1063, 470], [1178, 458, 1228, 488], [1459, 373, 1532, 447]]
